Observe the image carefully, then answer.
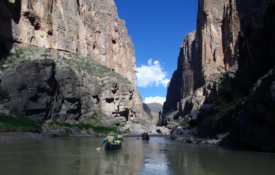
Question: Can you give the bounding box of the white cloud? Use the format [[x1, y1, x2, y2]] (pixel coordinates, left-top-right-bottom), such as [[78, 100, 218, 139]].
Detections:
[[148, 58, 152, 65], [136, 59, 170, 87], [144, 96, 166, 105]]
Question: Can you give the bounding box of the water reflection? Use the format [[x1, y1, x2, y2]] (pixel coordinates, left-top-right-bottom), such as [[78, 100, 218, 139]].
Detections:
[[0, 137, 275, 175]]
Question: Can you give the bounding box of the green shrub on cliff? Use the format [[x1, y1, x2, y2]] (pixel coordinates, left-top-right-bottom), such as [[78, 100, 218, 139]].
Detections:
[[0, 113, 42, 132], [0, 86, 9, 101], [48, 121, 117, 134], [17, 83, 27, 93], [195, 70, 243, 134]]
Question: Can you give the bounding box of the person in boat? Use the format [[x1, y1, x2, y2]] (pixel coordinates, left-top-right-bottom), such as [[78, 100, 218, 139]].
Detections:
[[145, 131, 149, 138], [115, 133, 124, 143], [142, 132, 146, 138], [114, 132, 123, 144], [104, 132, 115, 144]]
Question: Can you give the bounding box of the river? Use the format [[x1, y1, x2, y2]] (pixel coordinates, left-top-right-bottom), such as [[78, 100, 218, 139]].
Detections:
[[0, 137, 275, 175]]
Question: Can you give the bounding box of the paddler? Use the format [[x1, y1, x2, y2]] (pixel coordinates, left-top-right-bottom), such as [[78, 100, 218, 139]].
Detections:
[[114, 132, 123, 144], [142, 132, 145, 138], [103, 132, 115, 144]]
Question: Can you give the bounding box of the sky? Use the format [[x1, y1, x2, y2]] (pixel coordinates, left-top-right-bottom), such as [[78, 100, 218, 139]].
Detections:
[[114, 0, 198, 105]]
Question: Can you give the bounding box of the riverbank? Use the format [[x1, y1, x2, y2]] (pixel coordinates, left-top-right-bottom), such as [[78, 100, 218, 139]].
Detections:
[[0, 131, 167, 143], [0, 132, 50, 143]]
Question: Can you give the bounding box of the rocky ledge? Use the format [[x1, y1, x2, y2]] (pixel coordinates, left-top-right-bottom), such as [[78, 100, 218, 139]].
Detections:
[[169, 127, 229, 145]]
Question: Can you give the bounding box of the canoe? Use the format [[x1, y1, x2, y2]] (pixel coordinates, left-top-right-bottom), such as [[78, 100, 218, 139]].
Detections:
[[105, 142, 122, 151], [142, 137, 150, 140]]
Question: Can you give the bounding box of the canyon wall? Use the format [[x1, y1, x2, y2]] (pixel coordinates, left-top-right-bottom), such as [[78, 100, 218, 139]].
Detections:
[[162, 0, 275, 151], [0, 0, 150, 121], [232, 0, 275, 152], [197, 0, 240, 81], [0, 0, 136, 83], [161, 0, 240, 125], [162, 31, 200, 121]]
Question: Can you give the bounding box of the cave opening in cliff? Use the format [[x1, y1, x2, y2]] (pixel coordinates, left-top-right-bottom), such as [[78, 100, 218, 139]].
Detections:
[[92, 95, 99, 104], [106, 98, 114, 103], [118, 110, 129, 121], [111, 89, 117, 94]]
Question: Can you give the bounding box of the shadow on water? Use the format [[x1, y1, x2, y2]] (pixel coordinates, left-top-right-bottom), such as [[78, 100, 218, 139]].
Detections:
[[0, 0, 21, 59]]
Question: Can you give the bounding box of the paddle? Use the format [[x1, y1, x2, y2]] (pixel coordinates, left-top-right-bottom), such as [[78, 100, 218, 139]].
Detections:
[[96, 141, 106, 151]]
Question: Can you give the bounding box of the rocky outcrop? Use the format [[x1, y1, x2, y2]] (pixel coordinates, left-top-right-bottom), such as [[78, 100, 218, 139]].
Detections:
[[0, 46, 151, 123], [232, 68, 275, 152], [0, 0, 148, 121]]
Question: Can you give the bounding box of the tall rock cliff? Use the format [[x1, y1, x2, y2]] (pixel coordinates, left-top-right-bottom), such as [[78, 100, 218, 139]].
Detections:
[[197, 0, 240, 81], [161, 0, 275, 151], [232, 0, 275, 152], [0, 0, 150, 122], [162, 31, 200, 121], [0, 0, 136, 83], [161, 0, 240, 125]]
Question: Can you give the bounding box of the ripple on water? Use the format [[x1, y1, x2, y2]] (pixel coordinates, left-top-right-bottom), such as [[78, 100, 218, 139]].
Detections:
[[0, 137, 275, 175]]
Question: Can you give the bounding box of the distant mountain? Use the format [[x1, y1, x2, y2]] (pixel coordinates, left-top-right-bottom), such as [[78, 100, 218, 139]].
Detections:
[[146, 103, 163, 118]]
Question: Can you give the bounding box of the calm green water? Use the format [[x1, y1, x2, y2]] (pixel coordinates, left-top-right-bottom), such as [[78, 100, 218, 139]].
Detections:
[[0, 137, 275, 175]]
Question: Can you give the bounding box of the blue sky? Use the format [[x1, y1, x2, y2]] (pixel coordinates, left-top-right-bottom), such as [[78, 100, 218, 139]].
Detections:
[[114, 0, 198, 104]]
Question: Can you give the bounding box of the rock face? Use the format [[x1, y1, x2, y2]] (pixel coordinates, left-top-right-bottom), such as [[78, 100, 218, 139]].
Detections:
[[235, 0, 275, 91], [231, 0, 275, 151], [0, 0, 148, 121], [162, 0, 240, 125], [162, 31, 201, 122], [197, 0, 240, 81], [162, 0, 275, 151], [146, 103, 162, 118], [233, 68, 275, 152], [146, 103, 162, 126], [0, 0, 136, 82], [1, 55, 148, 122], [142, 103, 153, 120]]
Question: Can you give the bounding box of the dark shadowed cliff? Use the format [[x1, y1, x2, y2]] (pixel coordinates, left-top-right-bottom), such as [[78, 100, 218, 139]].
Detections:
[[161, 0, 275, 152]]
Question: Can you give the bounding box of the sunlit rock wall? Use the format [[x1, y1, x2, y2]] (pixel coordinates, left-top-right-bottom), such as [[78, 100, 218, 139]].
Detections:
[[197, 0, 240, 81], [0, 0, 150, 121], [160, 0, 240, 125]]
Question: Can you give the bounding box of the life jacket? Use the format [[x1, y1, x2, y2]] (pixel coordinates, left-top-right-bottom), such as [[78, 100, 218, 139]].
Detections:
[[107, 136, 114, 143], [115, 137, 119, 141]]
